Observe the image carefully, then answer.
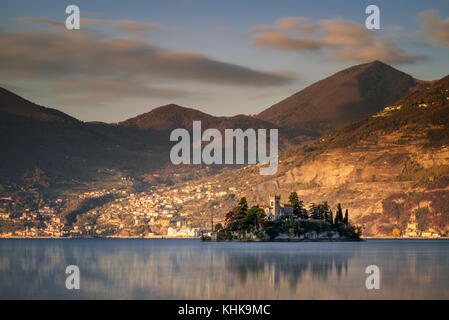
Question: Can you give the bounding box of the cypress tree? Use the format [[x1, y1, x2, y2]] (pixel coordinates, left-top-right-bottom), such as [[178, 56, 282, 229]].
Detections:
[[336, 203, 343, 224], [288, 192, 299, 207], [237, 197, 248, 213], [310, 203, 320, 219]]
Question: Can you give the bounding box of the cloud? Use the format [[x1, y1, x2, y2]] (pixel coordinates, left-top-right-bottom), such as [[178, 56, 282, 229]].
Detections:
[[418, 10, 449, 48], [19, 17, 160, 37], [0, 29, 294, 87], [19, 17, 63, 26], [322, 20, 422, 64], [321, 20, 372, 48], [276, 17, 319, 35], [83, 19, 161, 37], [52, 78, 190, 106], [253, 31, 325, 51], [251, 17, 422, 64], [334, 41, 423, 64], [250, 16, 319, 36]]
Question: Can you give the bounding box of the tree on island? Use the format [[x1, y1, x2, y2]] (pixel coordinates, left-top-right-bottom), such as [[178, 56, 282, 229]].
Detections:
[[288, 192, 299, 208], [310, 203, 320, 219], [234, 197, 248, 230], [243, 206, 266, 231], [224, 197, 266, 233], [237, 197, 248, 213], [224, 209, 238, 231], [310, 202, 330, 220], [344, 209, 349, 225], [335, 203, 344, 224], [288, 192, 308, 220], [320, 202, 331, 221], [328, 210, 334, 225]]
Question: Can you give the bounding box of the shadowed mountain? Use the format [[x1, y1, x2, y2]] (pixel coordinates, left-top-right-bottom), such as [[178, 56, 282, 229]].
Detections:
[[257, 60, 429, 137], [120, 104, 217, 131], [0, 88, 169, 187], [119, 103, 279, 133], [0, 87, 80, 125]]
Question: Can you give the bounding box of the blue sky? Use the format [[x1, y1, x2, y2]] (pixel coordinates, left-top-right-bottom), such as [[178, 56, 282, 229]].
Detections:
[[0, 0, 448, 122]]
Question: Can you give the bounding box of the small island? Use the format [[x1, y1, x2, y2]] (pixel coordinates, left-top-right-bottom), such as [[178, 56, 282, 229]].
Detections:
[[202, 192, 362, 242]]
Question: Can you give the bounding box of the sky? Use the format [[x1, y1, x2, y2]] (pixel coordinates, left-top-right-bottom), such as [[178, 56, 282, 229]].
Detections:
[[0, 0, 448, 122]]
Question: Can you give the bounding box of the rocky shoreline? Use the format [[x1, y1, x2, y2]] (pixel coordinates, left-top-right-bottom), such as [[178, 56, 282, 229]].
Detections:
[[203, 230, 363, 242]]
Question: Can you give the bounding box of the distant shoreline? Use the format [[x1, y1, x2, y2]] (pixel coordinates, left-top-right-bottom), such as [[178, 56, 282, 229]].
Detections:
[[0, 236, 200, 239], [1, 236, 448, 240]]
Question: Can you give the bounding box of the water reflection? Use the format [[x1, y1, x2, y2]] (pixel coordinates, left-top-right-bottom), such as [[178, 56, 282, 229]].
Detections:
[[0, 239, 448, 299], [224, 248, 351, 288]]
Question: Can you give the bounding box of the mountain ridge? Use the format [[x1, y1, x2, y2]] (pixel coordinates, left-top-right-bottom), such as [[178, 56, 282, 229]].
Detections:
[[257, 60, 429, 136], [0, 87, 81, 125], [0, 60, 434, 190]]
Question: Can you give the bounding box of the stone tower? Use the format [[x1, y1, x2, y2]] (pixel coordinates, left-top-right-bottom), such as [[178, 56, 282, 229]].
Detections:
[[269, 195, 281, 219]]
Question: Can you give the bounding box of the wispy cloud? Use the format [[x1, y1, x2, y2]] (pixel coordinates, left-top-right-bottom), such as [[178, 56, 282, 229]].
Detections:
[[251, 17, 423, 64], [52, 78, 190, 106], [250, 17, 319, 36], [0, 29, 294, 86], [0, 17, 297, 106], [19, 17, 63, 26], [19, 16, 161, 37], [418, 10, 449, 48]]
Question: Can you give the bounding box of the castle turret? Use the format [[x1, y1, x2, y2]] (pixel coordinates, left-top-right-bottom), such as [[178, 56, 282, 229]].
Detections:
[[269, 195, 281, 220]]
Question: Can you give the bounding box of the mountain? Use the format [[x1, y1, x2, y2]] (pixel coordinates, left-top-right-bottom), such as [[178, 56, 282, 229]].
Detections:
[[257, 60, 429, 137], [120, 104, 216, 131], [0, 61, 434, 195], [215, 74, 449, 237], [121, 61, 425, 142], [0, 89, 277, 190], [0, 87, 80, 125], [119, 103, 278, 133], [0, 88, 169, 188]]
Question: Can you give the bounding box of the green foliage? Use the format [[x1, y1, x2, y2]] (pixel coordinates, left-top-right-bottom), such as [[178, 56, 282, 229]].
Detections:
[[225, 199, 267, 234], [242, 206, 266, 232], [328, 210, 334, 225], [343, 209, 349, 225], [237, 197, 248, 213], [335, 203, 344, 224], [310, 202, 330, 220], [289, 192, 308, 220]]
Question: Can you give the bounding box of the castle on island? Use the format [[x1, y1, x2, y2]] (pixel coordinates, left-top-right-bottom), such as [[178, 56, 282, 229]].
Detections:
[[260, 195, 293, 221]]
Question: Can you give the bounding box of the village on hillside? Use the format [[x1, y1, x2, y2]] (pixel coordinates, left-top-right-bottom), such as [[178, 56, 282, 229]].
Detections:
[[0, 175, 443, 239]]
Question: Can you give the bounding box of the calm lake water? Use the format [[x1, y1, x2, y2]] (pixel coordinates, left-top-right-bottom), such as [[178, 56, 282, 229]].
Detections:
[[0, 239, 448, 299]]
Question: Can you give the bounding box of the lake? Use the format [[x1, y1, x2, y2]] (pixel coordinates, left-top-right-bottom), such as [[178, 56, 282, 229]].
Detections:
[[0, 239, 448, 299]]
